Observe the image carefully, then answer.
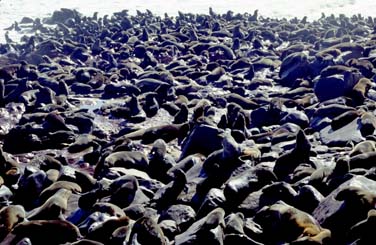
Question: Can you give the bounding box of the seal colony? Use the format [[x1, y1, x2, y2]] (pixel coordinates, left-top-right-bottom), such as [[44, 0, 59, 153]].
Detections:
[[1, 7, 376, 244]]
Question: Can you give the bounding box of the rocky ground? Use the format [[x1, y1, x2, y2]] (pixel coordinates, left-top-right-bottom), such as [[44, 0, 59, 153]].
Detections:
[[1, 7, 376, 245]]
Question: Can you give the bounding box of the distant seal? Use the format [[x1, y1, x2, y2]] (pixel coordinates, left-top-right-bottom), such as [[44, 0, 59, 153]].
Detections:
[[5, 7, 376, 245], [124, 122, 190, 144], [142, 92, 160, 118], [173, 103, 189, 124]]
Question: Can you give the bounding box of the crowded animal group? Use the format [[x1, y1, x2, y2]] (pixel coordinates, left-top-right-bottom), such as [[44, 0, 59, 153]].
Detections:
[[1, 6, 376, 244]]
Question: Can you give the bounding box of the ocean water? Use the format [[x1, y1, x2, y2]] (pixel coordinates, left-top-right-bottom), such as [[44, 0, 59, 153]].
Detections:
[[0, 0, 375, 43]]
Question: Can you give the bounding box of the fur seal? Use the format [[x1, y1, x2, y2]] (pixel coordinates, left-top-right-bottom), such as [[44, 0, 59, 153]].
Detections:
[[0, 205, 26, 240], [14, 168, 49, 210], [254, 201, 331, 244], [359, 112, 376, 137], [347, 209, 376, 245], [124, 122, 190, 144], [330, 110, 361, 130], [348, 77, 373, 105], [151, 169, 186, 210], [27, 188, 72, 220], [349, 151, 376, 170], [109, 175, 149, 208], [95, 151, 148, 178], [195, 130, 245, 199], [320, 186, 376, 243], [142, 92, 160, 118], [224, 212, 245, 235], [294, 185, 325, 214], [1, 220, 81, 245], [273, 129, 312, 181], [173, 103, 189, 124], [350, 140, 376, 157], [0, 146, 19, 178], [148, 139, 176, 183], [309, 156, 351, 195], [223, 167, 277, 209], [86, 216, 130, 244], [5, 7, 376, 245], [129, 216, 167, 245], [39, 180, 82, 203], [175, 207, 225, 245]]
